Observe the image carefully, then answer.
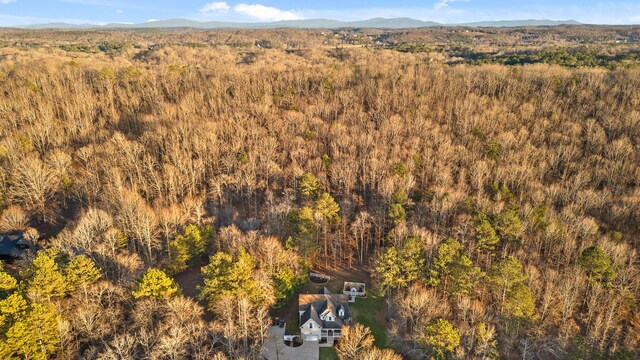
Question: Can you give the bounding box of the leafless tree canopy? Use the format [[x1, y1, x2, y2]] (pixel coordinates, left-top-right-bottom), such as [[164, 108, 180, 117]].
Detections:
[[0, 26, 638, 359]]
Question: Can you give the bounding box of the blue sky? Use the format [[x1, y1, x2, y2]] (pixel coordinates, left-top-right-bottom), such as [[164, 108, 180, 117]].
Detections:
[[0, 1, 639, 26]]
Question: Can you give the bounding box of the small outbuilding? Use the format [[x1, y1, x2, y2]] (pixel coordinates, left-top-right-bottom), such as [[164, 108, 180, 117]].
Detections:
[[0, 232, 33, 261], [342, 281, 366, 302]]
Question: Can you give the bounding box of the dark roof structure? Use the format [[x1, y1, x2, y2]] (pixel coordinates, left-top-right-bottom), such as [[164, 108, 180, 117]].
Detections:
[[300, 302, 322, 327], [0, 232, 33, 260], [299, 291, 351, 330]]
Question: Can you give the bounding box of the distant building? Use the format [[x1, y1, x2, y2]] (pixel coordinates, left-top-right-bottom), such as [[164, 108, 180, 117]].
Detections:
[[0, 232, 33, 261], [299, 288, 351, 343]]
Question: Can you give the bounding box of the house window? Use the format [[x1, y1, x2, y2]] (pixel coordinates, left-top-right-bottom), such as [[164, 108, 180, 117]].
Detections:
[[309, 323, 313, 329], [339, 309, 344, 317]]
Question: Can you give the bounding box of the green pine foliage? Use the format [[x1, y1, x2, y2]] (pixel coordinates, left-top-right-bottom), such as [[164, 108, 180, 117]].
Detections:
[[199, 247, 268, 308], [579, 245, 617, 287], [503, 282, 538, 325], [273, 267, 306, 307], [298, 172, 320, 200], [314, 192, 340, 223], [132, 268, 180, 299], [474, 211, 500, 252], [65, 254, 102, 293], [321, 154, 331, 169], [0, 293, 28, 318], [486, 141, 500, 161], [0, 251, 100, 359], [422, 318, 461, 359], [388, 188, 409, 223], [387, 203, 406, 223], [429, 238, 482, 297], [429, 238, 462, 287], [285, 190, 339, 260], [488, 256, 527, 303], [495, 208, 523, 244], [168, 224, 215, 274], [0, 302, 60, 359], [0, 267, 17, 295], [393, 162, 408, 176], [488, 256, 537, 326], [285, 207, 318, 256], [374, 236, 425, 294], [449, 253, 483, 297], [22, 249, 68, 301], [391, 188, 409, 207], [530, 204, 550, 231]]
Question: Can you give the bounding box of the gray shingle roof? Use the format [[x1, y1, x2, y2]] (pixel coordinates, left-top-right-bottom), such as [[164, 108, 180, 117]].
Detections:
[[300, 303, 322, 327], [299, 293, 350, 330], [0, 233, 31, 258]]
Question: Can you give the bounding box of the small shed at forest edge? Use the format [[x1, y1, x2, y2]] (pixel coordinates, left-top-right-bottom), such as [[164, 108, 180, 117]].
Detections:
[[0, 232, 33, 261]]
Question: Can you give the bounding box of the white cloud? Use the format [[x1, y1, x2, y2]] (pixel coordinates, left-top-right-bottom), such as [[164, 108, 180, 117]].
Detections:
[[200, 2, 230, 14], [116, 9, 123, 14], [434, 0, 449, 10], [233, 3, 303, 21], [0, 0, 17, 4], [434, 0, 468, 11]]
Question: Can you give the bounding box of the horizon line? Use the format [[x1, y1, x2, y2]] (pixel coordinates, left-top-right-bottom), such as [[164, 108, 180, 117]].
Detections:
[[3, 17, 626, 29]]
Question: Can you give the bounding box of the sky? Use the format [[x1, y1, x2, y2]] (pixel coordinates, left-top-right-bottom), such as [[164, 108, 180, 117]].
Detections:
[[0, 0, 639, 26]]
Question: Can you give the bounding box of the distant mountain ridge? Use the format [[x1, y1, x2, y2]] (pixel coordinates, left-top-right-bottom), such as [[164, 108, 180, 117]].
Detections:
[[460, 19, 582, 27], [15, 18, 582, 30]]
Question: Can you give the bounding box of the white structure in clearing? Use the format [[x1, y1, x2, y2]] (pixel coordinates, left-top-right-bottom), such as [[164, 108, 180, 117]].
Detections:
[[342, 281, 366, 302], [299, 288, 351, 343]]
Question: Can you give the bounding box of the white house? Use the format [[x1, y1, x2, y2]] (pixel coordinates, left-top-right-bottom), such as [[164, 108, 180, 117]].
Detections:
[[299, 288, 351, 343]]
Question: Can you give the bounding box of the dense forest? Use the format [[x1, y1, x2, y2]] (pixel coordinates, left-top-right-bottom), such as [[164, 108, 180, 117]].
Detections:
[[0, 26, 638, 359]]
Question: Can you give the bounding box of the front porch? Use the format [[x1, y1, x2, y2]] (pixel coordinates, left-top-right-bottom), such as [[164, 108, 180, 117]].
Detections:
[[320, 328, 342, 344]]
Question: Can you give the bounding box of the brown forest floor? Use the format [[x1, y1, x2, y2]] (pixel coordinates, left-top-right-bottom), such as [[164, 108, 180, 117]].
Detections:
[[173, 262, 214, 321]]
